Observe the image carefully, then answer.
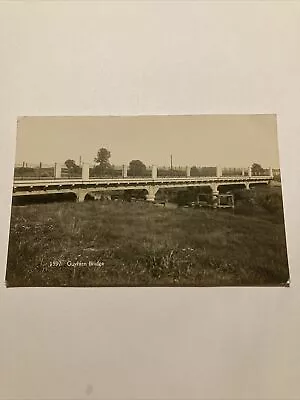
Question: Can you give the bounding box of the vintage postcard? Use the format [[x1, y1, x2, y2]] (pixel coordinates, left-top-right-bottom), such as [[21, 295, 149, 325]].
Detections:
[[6, 115, 289, 287]]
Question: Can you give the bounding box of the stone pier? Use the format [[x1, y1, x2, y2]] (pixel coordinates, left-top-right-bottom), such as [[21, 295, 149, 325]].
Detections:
[[75, 189, 88, 203], [210, 182, 220, 208], [146, 186, 159, 202]]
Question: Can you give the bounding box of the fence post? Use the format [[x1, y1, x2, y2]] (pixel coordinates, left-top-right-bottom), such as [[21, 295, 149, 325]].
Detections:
[[122, 164, 128, 178], [269, 167, 273, 178], [152, 165, 157, 179], [54, 163, 62, 179], [82, 163, 90, 180]]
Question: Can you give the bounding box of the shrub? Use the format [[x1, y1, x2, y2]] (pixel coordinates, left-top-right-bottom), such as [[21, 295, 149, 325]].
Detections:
[[256, 191, 284, 215]]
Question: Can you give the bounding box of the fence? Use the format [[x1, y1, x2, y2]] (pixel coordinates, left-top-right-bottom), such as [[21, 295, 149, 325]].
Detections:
[[157, 167, 186, 178], [61, 167, 82, 178], [127, 168, 152, 178], [14, 163, 273, 180], [251, 168, 271, 176], [89, 165, 123, 178], [222, 168, 247, 177], [14, 164, 55, 180], [190, 166, 217, 177]]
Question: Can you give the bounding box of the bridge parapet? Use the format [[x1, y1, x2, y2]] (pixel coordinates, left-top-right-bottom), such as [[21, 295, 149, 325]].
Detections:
[[13, 162, 274, 182], [54, 163, 61, 179], [152, 165, 157, 179]]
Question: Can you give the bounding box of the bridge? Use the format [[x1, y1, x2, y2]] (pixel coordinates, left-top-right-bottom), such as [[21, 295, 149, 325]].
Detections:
[[12, 163, 274, 203]]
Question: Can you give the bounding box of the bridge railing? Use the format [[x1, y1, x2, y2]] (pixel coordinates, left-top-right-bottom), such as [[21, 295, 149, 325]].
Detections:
[[251, 168, 272, 176], [157, 167, 186, 178], [14, 164, 55, 180], [190, 166, 217, 177], [156, 166, 220, 178], [61, 167, 82, 178], [221, 168, 245, 177], [13, 163, 274, 181], [127, 168, 152, 178], [89, 165, 123, 178]]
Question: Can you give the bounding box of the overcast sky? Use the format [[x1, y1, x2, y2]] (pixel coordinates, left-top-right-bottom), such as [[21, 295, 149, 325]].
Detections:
[[15, 115, 280, 168]]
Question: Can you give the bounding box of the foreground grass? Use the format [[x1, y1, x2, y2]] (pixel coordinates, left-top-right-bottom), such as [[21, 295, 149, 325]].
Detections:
[[6, 200, 289, 287]]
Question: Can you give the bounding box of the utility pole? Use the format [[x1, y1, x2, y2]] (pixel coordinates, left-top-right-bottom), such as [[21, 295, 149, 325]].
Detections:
[[170, 154, 173, 170]]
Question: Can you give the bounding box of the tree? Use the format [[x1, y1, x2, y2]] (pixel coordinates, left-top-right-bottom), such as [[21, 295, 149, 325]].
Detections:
[[256, 191, 283, 216], [128, 160, 147, 176], [65, 159, 77, 170], [251, 163, 264, 176], [94, 148, 111, 174], [64, 159, 81, 176]]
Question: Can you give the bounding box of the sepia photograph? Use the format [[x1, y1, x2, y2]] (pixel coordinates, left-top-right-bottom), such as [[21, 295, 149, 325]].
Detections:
[[6, 114, 289, 287]]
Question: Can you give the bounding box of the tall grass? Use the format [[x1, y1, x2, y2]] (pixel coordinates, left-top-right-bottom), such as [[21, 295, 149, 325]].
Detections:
[[6, 195, 289, 287]]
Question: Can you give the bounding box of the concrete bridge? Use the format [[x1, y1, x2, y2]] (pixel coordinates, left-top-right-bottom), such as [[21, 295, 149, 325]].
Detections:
[[13, 164, 274, 203]]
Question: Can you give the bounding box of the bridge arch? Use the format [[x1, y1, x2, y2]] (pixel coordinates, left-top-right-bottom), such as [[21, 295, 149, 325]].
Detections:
[[12, 191, 78, 205], [218, 183, 247, 193], [248, 182, 269, 190]]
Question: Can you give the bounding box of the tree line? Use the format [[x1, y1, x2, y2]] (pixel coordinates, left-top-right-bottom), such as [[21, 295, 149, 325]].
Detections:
[[64, 148, 149, 177], [64, 148, 268, 177]]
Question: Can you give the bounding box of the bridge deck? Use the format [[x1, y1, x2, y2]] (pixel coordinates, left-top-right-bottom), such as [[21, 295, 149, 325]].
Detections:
[[13, 175, 272, 187], [12, 175, 273, 199]]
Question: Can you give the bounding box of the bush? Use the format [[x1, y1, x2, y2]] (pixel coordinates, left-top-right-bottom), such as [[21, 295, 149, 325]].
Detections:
[[256, 191, 284, 215], [233, 187, 285, 222]]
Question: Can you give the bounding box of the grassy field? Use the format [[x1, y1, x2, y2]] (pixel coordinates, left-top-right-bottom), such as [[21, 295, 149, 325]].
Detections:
[[6, 193, 289, 287]]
